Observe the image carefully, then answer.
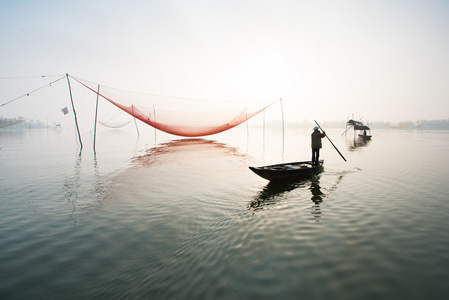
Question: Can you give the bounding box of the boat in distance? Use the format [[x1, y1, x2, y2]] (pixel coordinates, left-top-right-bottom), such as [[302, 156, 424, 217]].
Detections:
[[358, 133, 372, 140], [249, 160, 324, 181]]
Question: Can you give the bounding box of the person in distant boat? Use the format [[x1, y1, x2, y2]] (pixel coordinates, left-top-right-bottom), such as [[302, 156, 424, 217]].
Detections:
[[311, 126, 326, 165]]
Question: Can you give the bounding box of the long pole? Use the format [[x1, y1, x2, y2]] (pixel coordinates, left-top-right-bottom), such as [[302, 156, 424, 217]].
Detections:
[[66, 74, 83, 149], [93, 84, 100, 152], [131, 105, 140, 137], [280, 98, 285, 161], [280, 98, 285, 147], [314, 120, 346, 162]]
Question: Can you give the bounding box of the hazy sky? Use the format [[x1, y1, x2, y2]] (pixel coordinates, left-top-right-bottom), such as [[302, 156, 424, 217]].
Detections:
[[1, 0, 448, 123]]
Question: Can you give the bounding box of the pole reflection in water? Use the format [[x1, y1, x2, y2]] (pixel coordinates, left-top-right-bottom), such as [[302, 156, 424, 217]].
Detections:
[[62, 149, 106, 224], [92, 153, 105, 210], [63, 149, 82, 225]]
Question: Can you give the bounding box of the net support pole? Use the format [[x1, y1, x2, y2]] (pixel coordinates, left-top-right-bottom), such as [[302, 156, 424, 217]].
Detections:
[[263, 109, 266, 144], [133, 117, 140, 137], [93, 84, 100, 152], [245, 108, 249, 140], [131, 105, 140, 137], [66, 74, 83, 149], [263, 109, 266, 160], [153, 105, 156, 143], [280, 98, 285, 158]]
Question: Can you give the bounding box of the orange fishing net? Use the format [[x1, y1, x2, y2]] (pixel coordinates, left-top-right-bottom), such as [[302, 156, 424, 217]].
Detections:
[[73, 76, 274, 137]]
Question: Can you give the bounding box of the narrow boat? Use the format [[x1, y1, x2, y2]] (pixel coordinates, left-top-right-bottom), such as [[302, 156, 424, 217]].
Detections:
[[345, 119, 372, 140], [249, 160, 324, 181], [358, 133, 372, 140]]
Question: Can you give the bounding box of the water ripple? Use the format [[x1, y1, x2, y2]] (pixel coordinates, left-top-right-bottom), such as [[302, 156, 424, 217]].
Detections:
[[2, 129, 449, 299]]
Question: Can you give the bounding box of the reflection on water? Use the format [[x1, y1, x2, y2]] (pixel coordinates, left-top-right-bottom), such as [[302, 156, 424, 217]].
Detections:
[[63, 150, 82, 224], [309, 178, 324, 221], [91, 154, 105, 211], [249, 172, 347, 222], [249, 180, 309, 210], [347, 136, 372, 151], [249, 175, 326, 222], [3, 128, 449, 299], [249, 174, 325, 209], [131, 138, 245, 168], [310, 177, 324, 203], [61, 138, 245, 222], [62, 149, 106, 223]]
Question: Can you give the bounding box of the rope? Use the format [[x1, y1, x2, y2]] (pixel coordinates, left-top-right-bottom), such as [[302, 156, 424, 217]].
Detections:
[[0, 76, 66, 107], [0, 74, 65, 79], [101, 112, 124, 123], [68, 74, 272, 104]]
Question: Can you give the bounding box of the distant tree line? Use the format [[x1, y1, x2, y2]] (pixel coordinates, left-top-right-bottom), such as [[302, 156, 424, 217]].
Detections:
[[259, 118, 449, 130], [0, 117, 47, 129]]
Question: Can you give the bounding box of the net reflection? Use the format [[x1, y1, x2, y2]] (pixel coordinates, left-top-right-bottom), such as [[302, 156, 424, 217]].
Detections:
[[109, 138, 251, 205], [131, 138, 244, 168]]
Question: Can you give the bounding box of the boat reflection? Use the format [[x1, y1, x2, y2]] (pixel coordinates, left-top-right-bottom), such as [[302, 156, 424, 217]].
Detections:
[[347, 137, 371, 151], [249, 175, 324, 211], [249, 180, 308, 210], [310, 178, 325, 204], [249, 172, 346, 222], [309, 178, 324, 221]]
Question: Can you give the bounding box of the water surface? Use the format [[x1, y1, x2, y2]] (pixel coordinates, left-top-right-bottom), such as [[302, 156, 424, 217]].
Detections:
[[1, 126, 449, 299]]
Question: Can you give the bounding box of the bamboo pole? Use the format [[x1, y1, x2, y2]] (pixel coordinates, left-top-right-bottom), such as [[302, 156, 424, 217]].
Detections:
[[66, 74, 83, 149], [93, 84, 100, 152], [314, 120, 347, 162], [280, 98, 285, 160]]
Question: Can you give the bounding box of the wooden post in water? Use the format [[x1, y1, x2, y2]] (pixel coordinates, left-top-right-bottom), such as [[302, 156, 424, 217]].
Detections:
[[280, 98, 285, 161], [153, 105, 156, 143], [245, 108, 249, 140], [93, 84, 100, 152], [263, 110, 265, 145], [131, 105, 140, 137], [66, 74, 83, 149]]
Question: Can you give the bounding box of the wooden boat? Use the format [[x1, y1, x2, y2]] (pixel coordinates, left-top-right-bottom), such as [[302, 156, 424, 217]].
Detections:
[[358, 133, 372, 140], [345, 119, 372, 141], [249, 160, 324, 181]]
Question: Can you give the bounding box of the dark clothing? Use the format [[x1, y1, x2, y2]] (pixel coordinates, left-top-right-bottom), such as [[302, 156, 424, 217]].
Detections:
[[311, 130, 325, 149], [311, 129, 325, 165], [312, 148, 320, 165]]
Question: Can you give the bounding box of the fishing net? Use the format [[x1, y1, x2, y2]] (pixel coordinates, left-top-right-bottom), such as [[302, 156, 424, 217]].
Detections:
[[72, 76, 274, 137], [98, 120, 131, 128]]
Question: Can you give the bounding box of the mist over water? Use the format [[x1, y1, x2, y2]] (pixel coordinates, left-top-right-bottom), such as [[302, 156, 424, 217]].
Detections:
[[1, 126, 449, 299]]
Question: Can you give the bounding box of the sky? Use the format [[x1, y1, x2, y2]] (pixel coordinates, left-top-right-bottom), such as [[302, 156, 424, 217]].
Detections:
[[1, 0, 449, 125]]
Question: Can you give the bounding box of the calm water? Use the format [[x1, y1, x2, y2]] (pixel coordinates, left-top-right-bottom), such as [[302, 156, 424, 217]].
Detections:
[[1, 125, 449, 299]]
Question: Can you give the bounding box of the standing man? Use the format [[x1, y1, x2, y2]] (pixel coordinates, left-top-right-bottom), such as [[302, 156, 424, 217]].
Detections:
[[311, 126, 326, 165]]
